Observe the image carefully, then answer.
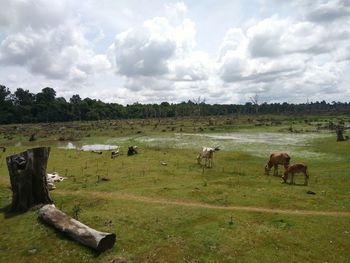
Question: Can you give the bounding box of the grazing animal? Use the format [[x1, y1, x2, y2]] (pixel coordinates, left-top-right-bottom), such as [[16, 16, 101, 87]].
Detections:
[[197, 146, 220, 168], [111, 150, 120, 159], [282, 163, 309, 185], [265, 152, 290, 176], [47, 182, 56, 190], [47, 172, 65, 183], [46, 172, 65, 191], [0, 146, 5, 152], [127, 146, 138, 156]]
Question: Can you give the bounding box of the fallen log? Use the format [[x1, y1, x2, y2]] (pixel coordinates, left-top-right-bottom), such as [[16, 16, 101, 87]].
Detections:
[[6, 147, 52, 212], [38, 204, 116, 252]]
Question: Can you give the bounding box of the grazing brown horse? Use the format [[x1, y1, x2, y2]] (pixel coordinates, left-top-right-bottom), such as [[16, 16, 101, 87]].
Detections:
[[264, 152, 290, 176], [282, 163, 309, 185]]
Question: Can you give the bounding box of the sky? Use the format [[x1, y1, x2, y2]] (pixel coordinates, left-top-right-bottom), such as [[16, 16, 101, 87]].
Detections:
[[0, 0, 349, 105]]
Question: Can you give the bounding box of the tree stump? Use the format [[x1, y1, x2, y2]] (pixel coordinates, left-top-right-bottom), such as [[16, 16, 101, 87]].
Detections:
[[38, 205, 116, 252], [6, 147, 53, 212], [336, 127, 345, 141]]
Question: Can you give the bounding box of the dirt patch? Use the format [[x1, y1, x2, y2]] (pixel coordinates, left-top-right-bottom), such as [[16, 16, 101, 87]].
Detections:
[[55, 190, 350, 217]]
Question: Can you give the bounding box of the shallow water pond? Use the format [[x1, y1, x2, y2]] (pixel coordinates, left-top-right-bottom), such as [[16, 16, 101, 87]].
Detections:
[[125, 132, 335, 159], [59, 142, 119, 151]]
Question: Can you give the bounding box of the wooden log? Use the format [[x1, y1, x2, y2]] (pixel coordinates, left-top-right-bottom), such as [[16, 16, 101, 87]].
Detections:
[[38, 204, 116, 252], [6, 147, 52, 212]]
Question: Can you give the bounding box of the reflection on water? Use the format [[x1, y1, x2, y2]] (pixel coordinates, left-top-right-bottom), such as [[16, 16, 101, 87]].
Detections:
[[80, 144, 119, 151], [58, 142, 118, 151]]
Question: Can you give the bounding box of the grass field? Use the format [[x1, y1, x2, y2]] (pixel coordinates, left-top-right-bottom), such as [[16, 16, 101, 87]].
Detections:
[[0, 115, 349, 262]]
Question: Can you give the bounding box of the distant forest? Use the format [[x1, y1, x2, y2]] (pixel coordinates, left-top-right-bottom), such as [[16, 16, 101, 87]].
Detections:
[[1, 85, 350, 124]]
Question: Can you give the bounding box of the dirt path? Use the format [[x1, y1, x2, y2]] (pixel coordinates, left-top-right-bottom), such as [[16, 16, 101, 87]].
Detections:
[[55, 190, 350, 217]]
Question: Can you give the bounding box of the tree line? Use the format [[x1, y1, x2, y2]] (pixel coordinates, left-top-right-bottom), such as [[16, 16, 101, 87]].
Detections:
[[1, 85, 349, 124]]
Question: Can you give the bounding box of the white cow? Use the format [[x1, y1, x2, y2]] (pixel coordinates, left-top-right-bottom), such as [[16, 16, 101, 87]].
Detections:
[[46, 172, 65, 191], [197, 146, 220, 168], [111, 150, 120, 159]]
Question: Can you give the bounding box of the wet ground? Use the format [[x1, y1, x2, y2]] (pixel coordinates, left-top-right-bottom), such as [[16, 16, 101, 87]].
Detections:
[[8, 131, 336, 160], [116, 132, 334, 159]]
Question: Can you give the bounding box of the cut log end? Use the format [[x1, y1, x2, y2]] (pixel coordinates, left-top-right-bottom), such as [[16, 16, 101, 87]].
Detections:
[[97, 233, 116, 252], [38, 205, 116, 252]]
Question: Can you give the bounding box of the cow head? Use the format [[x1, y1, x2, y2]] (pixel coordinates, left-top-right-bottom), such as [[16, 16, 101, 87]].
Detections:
[[214, 146, 221, 151]]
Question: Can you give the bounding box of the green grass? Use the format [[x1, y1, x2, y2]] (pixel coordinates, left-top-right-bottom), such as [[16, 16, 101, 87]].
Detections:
[[0, 115, 349, 262]]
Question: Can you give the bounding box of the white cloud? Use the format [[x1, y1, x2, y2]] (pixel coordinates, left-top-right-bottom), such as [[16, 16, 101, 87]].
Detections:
[[304, 0, 350, 22], [111, 18, 176, 77], [169, 51, 212, 81], [217, 10, 350, 102], [110, 15, 197, 78], [0, 0, 349, 104], [0, 0, 110, 82], [108, 5, 216, 102]]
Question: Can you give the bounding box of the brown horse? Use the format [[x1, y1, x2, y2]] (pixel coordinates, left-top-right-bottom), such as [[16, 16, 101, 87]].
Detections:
[[264, 152, 290, 176], [282, 163, 309, 185]]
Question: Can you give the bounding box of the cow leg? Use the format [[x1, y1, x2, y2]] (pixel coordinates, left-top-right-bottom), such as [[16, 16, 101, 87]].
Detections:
[[273, 165, 278, 176], [282, 171, 288, 183], [290, 173, 295, 185], [304, 172, 308, 185]]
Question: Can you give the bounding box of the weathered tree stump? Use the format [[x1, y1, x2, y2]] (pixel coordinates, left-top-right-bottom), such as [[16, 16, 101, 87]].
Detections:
[[336, 126, 345, 141], [38, 205, 116, 252], [6, 147, 53, 212]]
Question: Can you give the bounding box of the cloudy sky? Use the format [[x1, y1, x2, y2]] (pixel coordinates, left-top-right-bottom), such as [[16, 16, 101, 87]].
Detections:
[[0, 0, 349, 104]]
